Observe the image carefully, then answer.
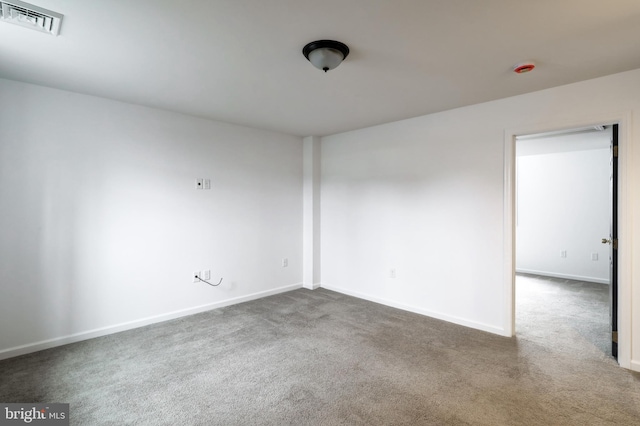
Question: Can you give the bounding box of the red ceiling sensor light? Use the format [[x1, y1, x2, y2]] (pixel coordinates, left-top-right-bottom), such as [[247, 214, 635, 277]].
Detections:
[[513, 62, 535, 74]]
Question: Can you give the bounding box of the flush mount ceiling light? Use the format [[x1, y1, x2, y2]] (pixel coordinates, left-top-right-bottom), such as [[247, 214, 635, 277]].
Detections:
[[302, 40, 349, 72]]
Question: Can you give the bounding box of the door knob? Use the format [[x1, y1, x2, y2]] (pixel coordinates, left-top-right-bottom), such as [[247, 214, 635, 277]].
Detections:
[[602, 238, 612, 244]]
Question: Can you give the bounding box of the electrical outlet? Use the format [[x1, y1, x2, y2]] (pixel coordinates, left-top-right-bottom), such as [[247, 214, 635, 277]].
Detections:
[[390, 269, 396, 278], [193, 271, 201, 283], [560, 250, 567, 258], [203, 270, 211, 280], [591, 253, 598, 261], [203, 179, 211, 190], [282, 258, 288, 267], [195, 178, 203, 190]]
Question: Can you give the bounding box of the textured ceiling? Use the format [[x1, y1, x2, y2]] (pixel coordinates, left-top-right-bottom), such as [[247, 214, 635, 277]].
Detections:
[[1, 0, 640, 136]]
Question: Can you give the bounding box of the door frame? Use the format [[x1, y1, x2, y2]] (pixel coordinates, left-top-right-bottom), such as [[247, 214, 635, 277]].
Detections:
[[503, 112, 632, 369]]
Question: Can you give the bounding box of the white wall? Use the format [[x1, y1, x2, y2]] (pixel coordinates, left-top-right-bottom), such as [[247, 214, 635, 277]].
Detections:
[[320, 68, 640, 370], [0, 78, 303, 358], [516, 146, 610, 283], [303, 136, 321, 289], [2, 69, 639, 371]]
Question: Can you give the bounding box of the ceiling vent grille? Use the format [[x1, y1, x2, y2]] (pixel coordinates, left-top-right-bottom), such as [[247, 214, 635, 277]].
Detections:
[[0, 0, 62, 36]]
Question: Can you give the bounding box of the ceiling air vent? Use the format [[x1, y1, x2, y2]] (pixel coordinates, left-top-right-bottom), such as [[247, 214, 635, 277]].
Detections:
[[0, 0, 62, 36]]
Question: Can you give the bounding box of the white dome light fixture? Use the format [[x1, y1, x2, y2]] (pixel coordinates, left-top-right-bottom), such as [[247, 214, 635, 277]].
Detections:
[[303, 40, 350, 72]]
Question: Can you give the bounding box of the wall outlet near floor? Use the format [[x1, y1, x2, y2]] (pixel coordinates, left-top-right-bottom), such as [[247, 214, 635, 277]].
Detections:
[[560, 250, 567, 258], [282, 258, 288, 267], [203, 270, 211, 280], [193, 271, 201, 283], [390, 268, 396, 279], [591, 253, 598, 261]]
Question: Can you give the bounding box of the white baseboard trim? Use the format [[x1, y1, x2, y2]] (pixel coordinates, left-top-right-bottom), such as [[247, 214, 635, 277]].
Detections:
[[320, 283, 507, 337], [631, 360, 640, 373], [303, 282, 321, 290], [0, 282, 302, 361], [516, 268, 609, 285]]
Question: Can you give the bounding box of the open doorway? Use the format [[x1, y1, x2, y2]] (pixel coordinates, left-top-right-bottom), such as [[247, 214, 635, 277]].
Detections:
[[514, 125, 616, 358]]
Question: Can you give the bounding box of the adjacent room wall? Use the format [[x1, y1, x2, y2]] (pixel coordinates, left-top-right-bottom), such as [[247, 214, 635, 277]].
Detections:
[[320, 68, 640, 370], [0, 78, 303, 358], [516, 146, 610, 283]]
